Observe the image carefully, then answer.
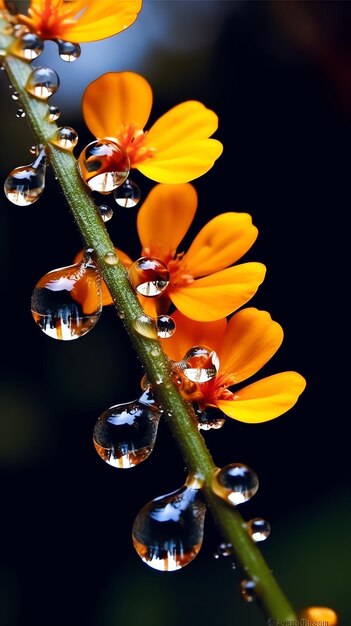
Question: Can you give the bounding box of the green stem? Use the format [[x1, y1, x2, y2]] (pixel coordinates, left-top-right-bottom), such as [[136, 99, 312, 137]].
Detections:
[[1, 20, 298, 623]]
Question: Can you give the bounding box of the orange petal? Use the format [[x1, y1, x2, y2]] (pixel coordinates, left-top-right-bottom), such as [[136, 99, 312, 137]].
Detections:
[[159, 310, 226, 362], [218, 308, 284, 383], [137, 183, 198, 259], [170, 263, 266, 321], [184, 213, 258, 277], [82, 72, 152, 140], [217, 372, 306, 423], [57, 0, 142, 43], [146, 101, 219, 149], [137, 139, 223, 184]]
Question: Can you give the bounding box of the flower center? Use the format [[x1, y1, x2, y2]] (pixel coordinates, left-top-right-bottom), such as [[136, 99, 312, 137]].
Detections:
[[114, 124, 155, 166], [17, 0, 83, 39]]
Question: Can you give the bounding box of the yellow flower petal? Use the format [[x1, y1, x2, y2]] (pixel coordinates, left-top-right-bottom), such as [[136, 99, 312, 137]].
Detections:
[[59, 0, 142, 43], [218, 308, 284, 382], [146, 101, 220, 149], [217, 372, 306, 423], [170, 263, 266, 321], [82, 72, 152, 140], [137, 183, 198, 259], [159, 310, 226, 362], [184, 213, 258, 277]]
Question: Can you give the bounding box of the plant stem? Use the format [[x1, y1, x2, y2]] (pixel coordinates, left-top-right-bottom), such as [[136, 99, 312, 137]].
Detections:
[[1, 20, 298, 622]]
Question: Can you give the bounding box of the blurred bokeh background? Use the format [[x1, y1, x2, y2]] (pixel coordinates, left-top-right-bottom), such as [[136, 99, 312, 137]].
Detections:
[[1, 1, 350, 625]]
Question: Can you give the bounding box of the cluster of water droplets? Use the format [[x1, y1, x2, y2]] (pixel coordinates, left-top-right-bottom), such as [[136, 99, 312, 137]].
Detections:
[[7, 22, 81, 63]]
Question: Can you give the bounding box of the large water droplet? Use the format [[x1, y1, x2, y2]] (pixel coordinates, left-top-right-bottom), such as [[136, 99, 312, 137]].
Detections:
[[128, 257, 169, 297], [180, 346, 219, 383], [93, 400, 161, 468], [156, 315, 175, 338], [46, 105, 61, 122], [133, 314, 158, 339], [4, 148, 46, 206], [31, 261, 102, 340], [239, 580, 256, 603], [50, 126, 78, 151], [247, 518, 271, 542], [56, 39, 81, 62], [10, 32, 44, 60], [113, 177, 140, 208], [99, 205, 114, 222], [132, 478, 206, 571], [25, 66, 60, 100], [196, 407, 225, 431], [78, 140, 130, 193], [212, 463, 259, 505]]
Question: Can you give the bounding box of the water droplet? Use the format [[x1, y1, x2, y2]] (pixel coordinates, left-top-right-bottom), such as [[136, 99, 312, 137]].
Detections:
[[138, 388, 161, 412], [113, 177, 141, 208], [16, 108, 25, 118], [4, 148, 46, 206], [132, 479, 206, 571], [50, 126, 78, 151], [46, 105, 61, 122], [10, 32, 44, 60], [78, 140, 130, 193], [11, 91, 19, 100], [31, 261, 102, 340], [56, 39, 81, 62], [128, 257, 169, 297], [213, 542, 233, 559], [93, 400, 161, 468], [99, 204, 114, 222], [180, 346, 219, 383], [212, 463, 259, 505], [239, 580, 256, 603], [133, 314, 158, 339], [298, 607, 338, 626], [25, 66, 60, 100], [103, 251, 119, 266], [247, 518, 271, 542], [196, 407, 225, 430], [156, 315, 176, 338]]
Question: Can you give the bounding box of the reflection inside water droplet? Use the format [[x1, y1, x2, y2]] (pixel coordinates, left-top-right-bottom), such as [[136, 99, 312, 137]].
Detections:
[[132, 480, 206, 571], [103, 251, 119, 266], [196, 406, 225, 431], [25, 66, 60, 99], [4, 148, 46, 206], [113, 177, 141, 208], [156, 315, 175, 338], [128, 257, 169, 297], [31, 261, 102, 340], [56, 39, 81, 62], [180, 346, 219, 383], [212, 463, 259, 505], [247, 518, 271, 542], [78, 140, 130, 193], [50, 126, 78, 150], [46, 105, 61, 122], [16, 108, 25, 118], [239, 580, 256, 603], [99, 205, 114, 222], [10, 32, 44, 60], [133, 314, 158, 339]]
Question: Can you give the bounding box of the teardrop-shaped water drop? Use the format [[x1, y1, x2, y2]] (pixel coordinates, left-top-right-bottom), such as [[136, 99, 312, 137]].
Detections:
[[99, 205, 114, 222], [128, 257, 169, 297], [50, 126, 78, 151], [25, 66, 60, 99], [56, 39, 81, 62], [113, 177, 141, 208], [10, 32, 44, 60], [31, 261, 102, 340], [156, 315, 175, 338], [132, 478, 206, 571], [239, 580, 256, 603], [78, 140, 130, 193], [180, 346, 219, 383], [133, 314, 158, 339], [4, 148, 46, 206], [196, 407, 225, 430], [247, 518, 271, 542], [93, 400, 161, 468], [46, 105, 61, 122], [212, 463, 259, 505]]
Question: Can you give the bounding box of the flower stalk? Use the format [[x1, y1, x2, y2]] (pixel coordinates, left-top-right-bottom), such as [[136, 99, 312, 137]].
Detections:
[[1, 20, 298, 623]]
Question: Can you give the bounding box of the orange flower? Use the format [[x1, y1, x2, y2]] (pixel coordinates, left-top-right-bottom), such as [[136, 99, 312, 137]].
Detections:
[[161, 308, 306, 423], [81, 71, 223, 184], [91, 183, 266, 321], [14, 0, 142, 42]]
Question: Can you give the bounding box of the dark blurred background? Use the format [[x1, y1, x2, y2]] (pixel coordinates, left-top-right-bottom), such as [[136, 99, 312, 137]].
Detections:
[[1, 2, 350, 625]]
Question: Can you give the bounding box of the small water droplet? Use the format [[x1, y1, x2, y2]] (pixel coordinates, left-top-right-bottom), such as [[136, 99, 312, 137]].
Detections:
[[25, 66, 60, 99], [10, 32, 44, 60], [213, 542, 233, 559], [99, 205, 114, 222], [156, 315, 176, 338], [118, 310, 125, 319], [128, 257, 169, 297], [132, 480, 206, 571], [31, 262, 102, 340], [50, 126, 78, 151], [247, 518, 271, 542], [133, 314, 158, 339], [78, 140, 130, 193], [113, 177, 141, 208], [29, 144, 43, 156], [46, 105, 61, 122], [11, 91, 19, 100], [239, 580, 256, 603], [4, 148, 46, 206], [212, 463, 259, 505], [93, 400, 161, 468], [16, 108, 25, 118], [103, 251, 119, 266], [180, 346, 219, 383], [196, 407, 225, 430], [56, 39, 81, 62]]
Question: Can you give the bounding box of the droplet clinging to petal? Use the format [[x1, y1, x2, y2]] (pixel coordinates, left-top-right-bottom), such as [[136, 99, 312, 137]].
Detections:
[[128, 257, 169, 297], [78, 139, 130, 193]]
